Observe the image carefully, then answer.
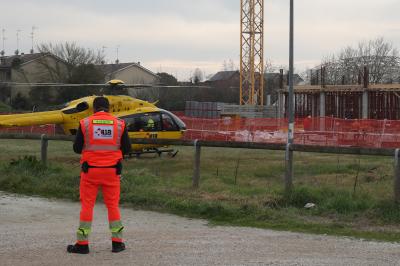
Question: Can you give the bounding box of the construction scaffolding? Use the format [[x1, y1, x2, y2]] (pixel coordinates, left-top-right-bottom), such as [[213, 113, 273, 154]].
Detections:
[[278, 84, 400, 120], [279, 63, 400, 121], [240, 0, 264, 106]]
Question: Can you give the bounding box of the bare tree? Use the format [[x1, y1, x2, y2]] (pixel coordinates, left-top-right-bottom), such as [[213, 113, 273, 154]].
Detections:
[[264, 59, 275, 73], [318, 37, 400, 85], [37, 42, 105, 82], [228, 59, 236, 71], [222, 60, 228, 71], [38, 42, 104, 66], [192, 68, 204, 84], [222, 59, 237, 71]]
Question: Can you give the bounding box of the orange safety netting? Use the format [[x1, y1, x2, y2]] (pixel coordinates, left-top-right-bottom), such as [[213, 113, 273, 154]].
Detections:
[[0, 125, 57, 135], [1, 117, 400, 149], [180, 116, 400, 149]]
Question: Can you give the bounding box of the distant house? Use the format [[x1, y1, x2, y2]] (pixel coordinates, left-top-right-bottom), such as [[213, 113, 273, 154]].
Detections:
[[264, 72, 304, 87], [204, 71, 240, 104], [0, 58, 11, 82], [206, 70, 304, 104], [0, 53, 69, 102], [97, 62, 160, 85], [0, 53, 69, 84], [206, 70, 240, 88], [207, 71, 304, 89]]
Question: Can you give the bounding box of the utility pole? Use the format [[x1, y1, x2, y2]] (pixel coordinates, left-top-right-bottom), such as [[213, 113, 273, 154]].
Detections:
[[285, 0, 294, 193]]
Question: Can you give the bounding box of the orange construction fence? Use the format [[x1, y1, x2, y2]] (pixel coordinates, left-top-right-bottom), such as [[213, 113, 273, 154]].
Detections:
[[1, 117, 400, 149], [0, 125, 57, 135], [180, 116, 400, 149]]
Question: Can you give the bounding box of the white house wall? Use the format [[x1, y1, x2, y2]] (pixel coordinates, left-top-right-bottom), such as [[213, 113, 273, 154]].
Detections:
[[11, 55, 69, 97], [106, 65, 159, 85]]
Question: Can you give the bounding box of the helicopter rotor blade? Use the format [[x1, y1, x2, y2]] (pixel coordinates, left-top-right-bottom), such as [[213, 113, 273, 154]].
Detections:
[[122, 84, 212, 89], [0, 82, 106, 87], [0, 82, 212, 89]]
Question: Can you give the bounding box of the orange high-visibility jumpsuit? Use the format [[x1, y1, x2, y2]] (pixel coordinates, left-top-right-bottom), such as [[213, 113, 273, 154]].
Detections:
[[76, 112, 125, 245]]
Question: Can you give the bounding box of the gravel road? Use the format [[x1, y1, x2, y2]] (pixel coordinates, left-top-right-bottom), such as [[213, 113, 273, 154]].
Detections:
[[0, 192, 399, 266]]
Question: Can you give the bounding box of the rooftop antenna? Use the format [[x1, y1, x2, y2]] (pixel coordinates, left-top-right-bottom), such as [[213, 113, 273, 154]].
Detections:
[[101, 46, 107, 64], [16, 29, 21, 55], [1, 29, 5, 56], [115, 45, 120, 64], [30, 26, 37, 54]]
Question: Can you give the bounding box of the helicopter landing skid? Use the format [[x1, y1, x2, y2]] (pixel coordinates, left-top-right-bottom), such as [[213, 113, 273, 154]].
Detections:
[[128, 148, 179, 158]]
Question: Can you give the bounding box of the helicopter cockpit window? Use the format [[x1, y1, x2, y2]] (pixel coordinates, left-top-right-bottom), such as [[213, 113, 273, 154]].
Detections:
[[161, 113, 179, 131], [160, 109, 186, 130], [122, 113, 161, 132], [143, 113, 161, 131], [62, 102, 89, 114]]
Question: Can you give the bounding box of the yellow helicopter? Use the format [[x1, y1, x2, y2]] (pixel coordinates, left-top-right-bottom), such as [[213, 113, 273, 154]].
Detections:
[[0, 80, 186, 156]]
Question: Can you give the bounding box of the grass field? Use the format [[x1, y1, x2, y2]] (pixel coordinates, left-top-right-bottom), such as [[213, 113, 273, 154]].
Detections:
[[1, 139, 400, 242], [0, 101, 11, 112]]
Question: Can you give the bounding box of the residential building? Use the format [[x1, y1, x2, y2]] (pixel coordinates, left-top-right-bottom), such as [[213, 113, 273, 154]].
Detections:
[[0, 53, 69, 84], [206, 70, 240, 89], [206, 70, 304, 105], [0, 52, 69, 104], [97, 62, 160, 85]]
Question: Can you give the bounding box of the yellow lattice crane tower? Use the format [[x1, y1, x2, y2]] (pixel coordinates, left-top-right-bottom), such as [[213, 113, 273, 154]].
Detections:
[[240, 0, 264, 106]]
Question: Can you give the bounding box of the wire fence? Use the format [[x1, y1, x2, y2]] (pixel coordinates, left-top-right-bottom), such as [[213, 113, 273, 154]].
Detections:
[[0, 133, 399, 202]]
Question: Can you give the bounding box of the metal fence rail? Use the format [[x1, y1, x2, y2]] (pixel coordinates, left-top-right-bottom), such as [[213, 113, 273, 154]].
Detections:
[[130, 138, 396, 156], [0, 133, 399, 201]]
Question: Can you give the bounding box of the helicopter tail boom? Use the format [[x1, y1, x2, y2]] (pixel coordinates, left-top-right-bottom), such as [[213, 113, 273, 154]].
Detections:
[[0, 111, 64, 127]]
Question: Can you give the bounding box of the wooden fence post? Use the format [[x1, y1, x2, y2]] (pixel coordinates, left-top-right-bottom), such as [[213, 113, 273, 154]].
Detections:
[[192, 140, 201, 189], [394, 149, 400, 202], [41, 134, 48, 166]]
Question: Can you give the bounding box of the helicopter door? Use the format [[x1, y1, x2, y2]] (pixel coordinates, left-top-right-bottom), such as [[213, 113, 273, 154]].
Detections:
[[123, 112, 161, 139], [161, 113, 179, 131], [156, 112, 183, 140]]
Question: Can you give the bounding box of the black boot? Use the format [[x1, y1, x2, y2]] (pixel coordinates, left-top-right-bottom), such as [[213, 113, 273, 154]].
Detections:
[[67, 243, 89, 254], [112, 241, 126, 253]]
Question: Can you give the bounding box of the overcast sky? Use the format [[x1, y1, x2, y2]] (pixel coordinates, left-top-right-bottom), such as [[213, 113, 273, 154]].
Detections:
[[1, 0, 399, 80]]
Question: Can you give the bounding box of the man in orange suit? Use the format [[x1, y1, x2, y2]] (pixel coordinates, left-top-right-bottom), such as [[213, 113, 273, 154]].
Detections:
[[67, 96, 131, 254]]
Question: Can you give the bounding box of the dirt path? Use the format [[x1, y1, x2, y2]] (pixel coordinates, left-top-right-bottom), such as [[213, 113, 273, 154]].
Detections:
[[0, 192, 399, 266]]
